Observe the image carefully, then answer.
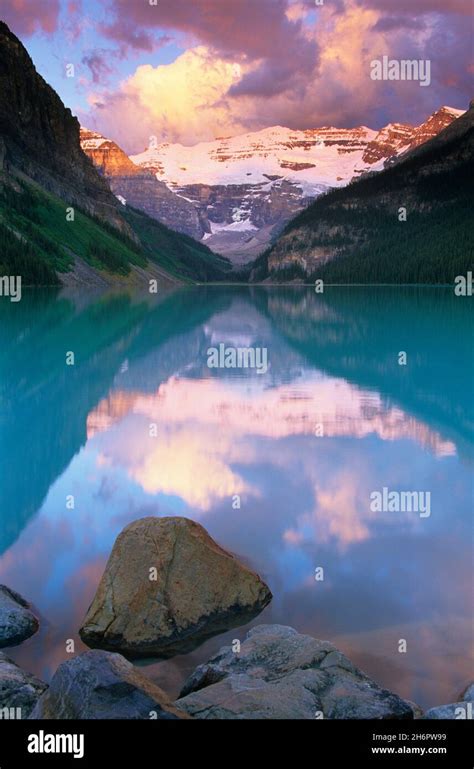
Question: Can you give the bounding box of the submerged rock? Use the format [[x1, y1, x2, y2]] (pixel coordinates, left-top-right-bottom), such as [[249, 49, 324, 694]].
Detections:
[[29, 650, 189, 719], [176, 624, 415, 720], [0, 586, 39, 647], [79, 517, 271, 658], [0, 652, 47, 718]]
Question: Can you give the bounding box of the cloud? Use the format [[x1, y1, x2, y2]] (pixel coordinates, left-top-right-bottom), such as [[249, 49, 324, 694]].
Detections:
[[1, 0, 60, 35], [355, 0, 472, 13], [80, 0, 471, 148], [100, 21, 156, 53], [101, 0, 314, 58], [83, 47, 251, 150], [98, 0, 319, 98], [372, 16, 426, 31], [82, 50, 115, 84]]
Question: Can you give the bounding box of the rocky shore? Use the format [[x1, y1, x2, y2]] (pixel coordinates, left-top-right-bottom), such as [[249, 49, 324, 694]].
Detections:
[[175, 624, 414, 719], [0, 517, 471, 720]]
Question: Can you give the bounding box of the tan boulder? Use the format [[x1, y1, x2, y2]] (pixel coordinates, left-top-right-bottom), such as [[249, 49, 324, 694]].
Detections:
[[79, 517, 271, 658]]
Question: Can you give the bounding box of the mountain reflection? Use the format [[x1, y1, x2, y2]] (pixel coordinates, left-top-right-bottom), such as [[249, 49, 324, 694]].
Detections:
[[0, 286, 472, 710]]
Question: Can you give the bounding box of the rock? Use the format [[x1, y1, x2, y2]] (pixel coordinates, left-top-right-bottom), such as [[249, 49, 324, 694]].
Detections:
[[0, 652, 47, 718], [176, 624, 414, 719], [29, 650, 189, 719], [80, 128, 206, 240], [422, 702, 472, 719], [406, 700, 424, 719], [79, 517, 272, 658], [0, 585, 39, 647], [459, 682, 474, 702]]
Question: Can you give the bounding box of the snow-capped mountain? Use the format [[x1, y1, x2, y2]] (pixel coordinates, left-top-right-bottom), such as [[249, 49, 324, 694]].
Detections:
[[80, 128, 204, 239], [132, 107, 463, 188], [263, 104, 473, 283], [81, 107, 463, 264]]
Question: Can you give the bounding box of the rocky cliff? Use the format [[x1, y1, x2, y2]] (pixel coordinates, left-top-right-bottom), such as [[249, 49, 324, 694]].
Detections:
[[362, 106, 462, 166], [0, 22, 130, 237], [80, 128, 204, 240]]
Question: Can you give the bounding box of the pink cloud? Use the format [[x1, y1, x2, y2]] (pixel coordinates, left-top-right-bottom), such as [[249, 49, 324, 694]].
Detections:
[[101, 0, 311, 57], [82, 50, 115, 84], [372, 16, 426, 31], [356, 0, 472, 13], [1, 0, 60, 35], [99, 0, 319, 97]]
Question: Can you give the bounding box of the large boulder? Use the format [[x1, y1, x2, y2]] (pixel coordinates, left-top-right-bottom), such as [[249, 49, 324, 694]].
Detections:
[[29, 650, 189, 719], [79, 517, 271, 658], [176, 624, 415, 719], [0, 586, 39, 647], [0, 652, 47, 718]]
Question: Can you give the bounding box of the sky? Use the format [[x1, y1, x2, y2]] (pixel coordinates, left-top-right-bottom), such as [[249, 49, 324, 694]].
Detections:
[[1, 0, 472, 153]]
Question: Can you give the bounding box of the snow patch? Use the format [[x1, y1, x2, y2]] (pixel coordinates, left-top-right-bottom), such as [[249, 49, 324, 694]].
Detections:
[[210, 219, 258, 234]]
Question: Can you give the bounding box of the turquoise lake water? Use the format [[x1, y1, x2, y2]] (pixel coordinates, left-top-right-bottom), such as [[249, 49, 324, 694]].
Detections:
[[0, 286, 472, 711]]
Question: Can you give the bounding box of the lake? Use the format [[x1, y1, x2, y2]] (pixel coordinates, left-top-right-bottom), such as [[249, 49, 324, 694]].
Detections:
[[0, 285, 472, 712]]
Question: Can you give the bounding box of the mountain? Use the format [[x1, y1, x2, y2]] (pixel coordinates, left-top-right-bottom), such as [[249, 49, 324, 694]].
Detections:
[[127, 108, 463, 263], [256, 103, 473, 284], [0, 21, 130, 239], [80, 128, 205, 240], [0, 22, 229, 286], [361, 106, 463, 165]]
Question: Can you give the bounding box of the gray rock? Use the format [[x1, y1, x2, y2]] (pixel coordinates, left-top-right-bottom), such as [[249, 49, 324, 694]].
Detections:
[[459, 682, 474, 702], [29, 650, 189, 719], [0, 652, 47, 718], [176, 624, 414, 720], [422, 702, 472, 719], [80, 517, 271, 658], [0, 585, 39, 647]]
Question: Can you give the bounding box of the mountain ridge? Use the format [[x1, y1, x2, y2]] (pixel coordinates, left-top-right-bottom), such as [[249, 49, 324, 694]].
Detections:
[[256, 103, 473, 284], [82, 106, 464, 264]]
